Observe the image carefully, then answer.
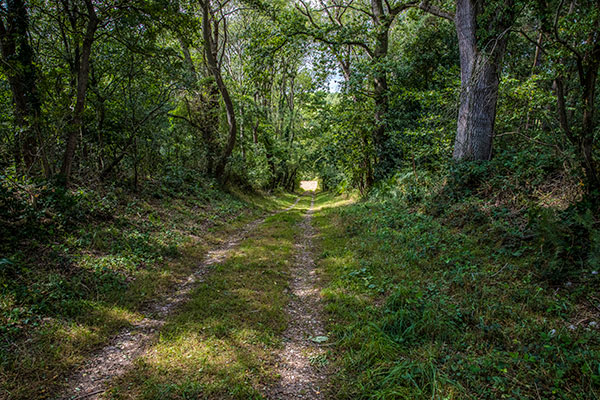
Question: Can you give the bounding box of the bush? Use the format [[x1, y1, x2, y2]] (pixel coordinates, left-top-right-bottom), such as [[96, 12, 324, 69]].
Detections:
[[530, 204, 600, 283]]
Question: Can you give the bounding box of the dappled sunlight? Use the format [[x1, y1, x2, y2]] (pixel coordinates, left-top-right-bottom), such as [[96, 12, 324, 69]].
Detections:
[[0, 188, 299, 399], [309, 191, 600, 399], [103, 197, 303, 398], [312, 192, 355, 212], [56, 323, 97, 350], [115, 331, 268, 398], [1, 303, 142, 396], [1, 0, 598, 397]]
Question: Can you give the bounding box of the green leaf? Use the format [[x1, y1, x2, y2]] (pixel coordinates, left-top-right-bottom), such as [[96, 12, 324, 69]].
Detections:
[[310, 336, 328, 343]]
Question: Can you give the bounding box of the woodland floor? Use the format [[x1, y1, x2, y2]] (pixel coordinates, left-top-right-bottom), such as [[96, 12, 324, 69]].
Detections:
[[3, 184, 599, 399], [59, 195, 306, 400], [54, 185, 331, 400]]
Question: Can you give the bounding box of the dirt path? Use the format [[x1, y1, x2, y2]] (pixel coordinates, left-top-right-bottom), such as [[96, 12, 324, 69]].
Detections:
[[267, 193, 328, 399], [58, 197, 301, 400]]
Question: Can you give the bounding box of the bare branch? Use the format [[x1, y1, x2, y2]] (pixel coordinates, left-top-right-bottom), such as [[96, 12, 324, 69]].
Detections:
[[169, 113, 200, 129], [292, 0, 374, 57]]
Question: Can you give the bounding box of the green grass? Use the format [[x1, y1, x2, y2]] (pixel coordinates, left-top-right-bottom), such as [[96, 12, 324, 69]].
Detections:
[[0, 188, 299, 400], [4, 176, 598, 400], [105, 195, 313, 399], [312, 190, 600, 399]]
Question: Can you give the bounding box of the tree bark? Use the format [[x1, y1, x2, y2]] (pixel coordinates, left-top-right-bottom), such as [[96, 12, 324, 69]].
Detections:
[[453, 54, 503, 160], [418, 0, 513, 161], [201, 0, 237, 182], [452, 0, 511, 161], [60, 0, 99, 185], [202, 84, 220, 175], [252, 118, 259, 144]]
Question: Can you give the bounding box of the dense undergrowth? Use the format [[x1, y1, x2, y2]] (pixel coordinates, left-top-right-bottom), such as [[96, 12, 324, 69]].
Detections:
[[314, 156, 600, 399], [0, 172, 295, 399]]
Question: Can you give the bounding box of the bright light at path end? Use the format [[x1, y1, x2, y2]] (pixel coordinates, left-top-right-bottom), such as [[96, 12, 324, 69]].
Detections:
[[300, 180, 318, 192]]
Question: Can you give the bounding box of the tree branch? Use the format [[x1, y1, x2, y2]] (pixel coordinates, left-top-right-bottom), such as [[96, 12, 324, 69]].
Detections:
[[518, 29, 547, 55], [415, 1, 454, 21]]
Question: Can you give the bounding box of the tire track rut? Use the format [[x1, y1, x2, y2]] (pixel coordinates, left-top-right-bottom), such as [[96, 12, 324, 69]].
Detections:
[[267, 194, 328, 399], [58, 197, 302, 400]]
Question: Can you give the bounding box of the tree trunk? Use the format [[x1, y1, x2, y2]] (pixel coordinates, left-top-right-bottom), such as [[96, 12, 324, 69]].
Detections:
[[371, 0, 393, 177], [263, 135, 277, 190], [336, 50, 374, 188], [372, 68, 390, 170], [239, 106, 245, 161], [60, 0, 98, 185], [452, 0, 511, 161], [178, 37, 220, 176], [581, 65, 599, 195], [0, 0, 48, 176], [545, 2, 600, 201], [201, 0, 236, 182], [453, 53, 502, 160], [197, 85, 220, 176], [179, 36, 197, 84], [252, 119, 259, 144]]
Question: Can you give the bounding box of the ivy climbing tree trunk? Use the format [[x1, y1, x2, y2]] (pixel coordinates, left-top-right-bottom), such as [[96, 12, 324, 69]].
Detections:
[[60, 0, 99, 185], [371, 0, 392, 177], [200, 0, 237, 182]]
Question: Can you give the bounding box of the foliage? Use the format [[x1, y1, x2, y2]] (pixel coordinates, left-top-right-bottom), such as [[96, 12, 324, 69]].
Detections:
[[314, 170, 600, 398], [1, 0, 599, 398], [0, 172, 295, 398]]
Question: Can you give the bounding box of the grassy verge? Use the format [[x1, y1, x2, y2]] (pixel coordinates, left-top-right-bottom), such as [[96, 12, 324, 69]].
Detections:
[[312, 190, 600, 399], [0, 186, 297, 400], [103, 195, 312, 399]]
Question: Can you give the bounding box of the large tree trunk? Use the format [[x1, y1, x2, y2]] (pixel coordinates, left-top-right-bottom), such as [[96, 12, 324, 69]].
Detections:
[[202, 84, 220, 176], [201, 0, 236, 182], [178, 37, 220, 176], [60, 0, 98, 185], [453, 0, 510, 161], [372, 66, 390, 171], [453, 53, 502, 160]]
